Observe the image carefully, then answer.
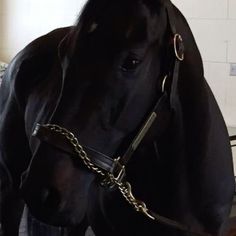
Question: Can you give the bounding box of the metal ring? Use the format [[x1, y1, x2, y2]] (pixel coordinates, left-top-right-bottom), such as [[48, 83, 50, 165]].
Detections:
[[161, 75, 168, 93], [174, 34, 184, 61]]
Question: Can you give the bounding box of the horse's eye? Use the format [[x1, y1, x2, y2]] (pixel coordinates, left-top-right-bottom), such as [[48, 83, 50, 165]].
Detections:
[[121, 56, 141, 72]]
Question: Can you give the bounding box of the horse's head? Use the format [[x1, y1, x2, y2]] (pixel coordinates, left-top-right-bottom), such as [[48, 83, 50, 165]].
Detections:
[[21, 0, 170, 227]]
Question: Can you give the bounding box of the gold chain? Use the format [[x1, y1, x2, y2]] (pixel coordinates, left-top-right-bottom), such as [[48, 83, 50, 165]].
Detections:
[[43, 124, 155, 220], [44, 124, 105, 177]]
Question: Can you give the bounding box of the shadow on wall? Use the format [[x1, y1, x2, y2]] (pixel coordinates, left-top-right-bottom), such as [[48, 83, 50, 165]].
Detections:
[[0, 0, 7, 62]]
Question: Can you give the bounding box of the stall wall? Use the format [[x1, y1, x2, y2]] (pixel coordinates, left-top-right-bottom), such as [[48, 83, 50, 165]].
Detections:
[[0, 0, 236, 128], [0, 0, 85, 62], [174, 0, 236, 128]]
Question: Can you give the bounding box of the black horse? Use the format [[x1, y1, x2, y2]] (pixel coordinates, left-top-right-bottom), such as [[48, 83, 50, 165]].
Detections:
[[0, 0, 234, 235]]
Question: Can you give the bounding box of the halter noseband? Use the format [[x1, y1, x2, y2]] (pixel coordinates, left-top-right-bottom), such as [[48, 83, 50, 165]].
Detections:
[[31, 3, 211, 236]]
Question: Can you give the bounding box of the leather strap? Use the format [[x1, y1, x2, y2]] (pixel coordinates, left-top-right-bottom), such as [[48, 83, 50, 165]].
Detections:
[[120, 92, 169, 166], [33, 91, 169, 180], [32, 124, 123, 175], [148, 210, 211, 236]]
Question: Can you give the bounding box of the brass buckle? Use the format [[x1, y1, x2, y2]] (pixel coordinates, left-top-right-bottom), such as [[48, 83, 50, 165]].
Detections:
[[174, 34, 184, 61]]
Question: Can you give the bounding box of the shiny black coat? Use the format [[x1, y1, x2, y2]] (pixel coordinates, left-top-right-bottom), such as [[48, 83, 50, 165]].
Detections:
[[0, 0, 234, 235]]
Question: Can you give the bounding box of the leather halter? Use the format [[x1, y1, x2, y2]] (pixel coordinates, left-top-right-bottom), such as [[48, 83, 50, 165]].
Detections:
[[32, 3, 211, 236], [33, 92, 169, 182], [33, 2, 184, 185]]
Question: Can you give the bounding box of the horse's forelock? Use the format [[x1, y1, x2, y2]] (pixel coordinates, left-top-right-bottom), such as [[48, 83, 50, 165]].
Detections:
[[75, 0, 168, 30], [68, 0, 168, 57], [75, 0, 110, 30]]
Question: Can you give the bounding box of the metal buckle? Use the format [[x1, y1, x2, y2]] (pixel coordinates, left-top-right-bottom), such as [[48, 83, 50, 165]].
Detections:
[[174, 34, 184, 61], [114, 165, 125, 183], [113, 157, 125, 183], [100, 157, 126, 187]]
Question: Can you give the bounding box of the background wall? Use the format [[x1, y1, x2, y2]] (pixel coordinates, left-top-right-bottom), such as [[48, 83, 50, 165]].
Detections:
[[173, 0, 236, 174], [0, 0, 85, 62], [0, 0, 236, 170], [173, 0, 236, 129]]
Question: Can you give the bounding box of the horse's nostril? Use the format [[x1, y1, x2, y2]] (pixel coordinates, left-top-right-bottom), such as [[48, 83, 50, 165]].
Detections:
[[41, 187, 61, 210]]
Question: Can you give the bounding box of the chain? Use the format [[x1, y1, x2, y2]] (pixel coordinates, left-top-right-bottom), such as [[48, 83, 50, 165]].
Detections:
[[43, 124, 105, 177], [43, 124, 155, 220]]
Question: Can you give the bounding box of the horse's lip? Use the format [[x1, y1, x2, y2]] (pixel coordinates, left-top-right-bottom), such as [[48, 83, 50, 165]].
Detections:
[[22, 185, 89, 227]]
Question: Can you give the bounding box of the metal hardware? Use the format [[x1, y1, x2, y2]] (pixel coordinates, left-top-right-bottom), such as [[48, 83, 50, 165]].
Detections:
[[101, 157, 126, 188], [123, 182, 155, 220], [162, 75, 168, 93], [41, 124, 153, 220], [113, 165, 125, 183], [174, 34, 184, 61]]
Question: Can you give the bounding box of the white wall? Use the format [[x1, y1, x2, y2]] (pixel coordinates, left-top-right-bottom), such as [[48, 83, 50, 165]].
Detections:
[[0, 0, 86, 62], [0, 0, 236, 128], [173, 0, 236, 129], [172, 0, 236, 174]]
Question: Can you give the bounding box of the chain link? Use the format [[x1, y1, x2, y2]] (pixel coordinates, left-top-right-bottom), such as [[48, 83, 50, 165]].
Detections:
[[43, 124, 155, 220], [44, 124, 105, 176]]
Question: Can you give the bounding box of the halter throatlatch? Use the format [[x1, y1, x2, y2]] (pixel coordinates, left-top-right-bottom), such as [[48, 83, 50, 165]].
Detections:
[[32, 3, 211, 236]]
